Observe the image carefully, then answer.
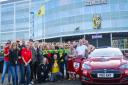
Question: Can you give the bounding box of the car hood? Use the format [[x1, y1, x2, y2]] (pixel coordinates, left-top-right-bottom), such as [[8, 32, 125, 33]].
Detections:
[[85, 57, 126, 69]]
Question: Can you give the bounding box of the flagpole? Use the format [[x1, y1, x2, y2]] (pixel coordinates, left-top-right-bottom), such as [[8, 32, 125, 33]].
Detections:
[[41, 5, 45, 43], [44, 9, 45, 43]]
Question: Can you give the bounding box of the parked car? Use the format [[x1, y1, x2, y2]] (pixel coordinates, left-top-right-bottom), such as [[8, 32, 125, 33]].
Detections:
[[80, 47, 128, 85]]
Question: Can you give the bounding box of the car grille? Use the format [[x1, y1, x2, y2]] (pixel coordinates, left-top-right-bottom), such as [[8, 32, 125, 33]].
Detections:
[[91, 69, 121, 79]]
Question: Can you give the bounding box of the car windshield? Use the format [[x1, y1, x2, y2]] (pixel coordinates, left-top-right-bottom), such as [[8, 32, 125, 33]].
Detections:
[[89, 48, 123, 57]]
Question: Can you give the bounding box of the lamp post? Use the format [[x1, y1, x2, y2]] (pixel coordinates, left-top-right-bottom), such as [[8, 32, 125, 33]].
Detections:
[[30, 11, 34, 39]]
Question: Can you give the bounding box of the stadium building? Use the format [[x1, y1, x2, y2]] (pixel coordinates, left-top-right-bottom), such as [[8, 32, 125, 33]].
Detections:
[[0, 0, 128, 51]]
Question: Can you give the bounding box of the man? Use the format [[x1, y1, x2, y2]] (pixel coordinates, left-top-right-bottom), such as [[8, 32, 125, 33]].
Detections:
[[58, 45, 66, 79], [29, 39, 40, 84], [31, 42, 40, 83], [84, 40, 95, 54], [76, 39, 88, 58]]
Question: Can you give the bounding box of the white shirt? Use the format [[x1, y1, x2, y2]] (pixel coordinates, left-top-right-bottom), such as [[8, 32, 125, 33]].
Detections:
[[76, 45, 87, 57]]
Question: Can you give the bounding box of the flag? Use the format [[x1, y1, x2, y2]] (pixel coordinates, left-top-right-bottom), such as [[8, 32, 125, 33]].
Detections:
[[37, 5, 45, 16]]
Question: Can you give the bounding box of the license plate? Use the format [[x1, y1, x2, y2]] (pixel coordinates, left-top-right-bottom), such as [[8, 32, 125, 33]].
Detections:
[[97, 73, 114, 78], [73, 62, 80, 68]]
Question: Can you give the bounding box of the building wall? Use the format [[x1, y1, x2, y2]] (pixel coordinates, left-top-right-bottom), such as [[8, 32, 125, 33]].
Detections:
[[32, 0, 128, 39], [0, 0, 128, 43]]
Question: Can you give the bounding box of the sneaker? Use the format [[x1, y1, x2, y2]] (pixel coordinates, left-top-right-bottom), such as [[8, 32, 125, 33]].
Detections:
[[28, 83, 32, 85], [68, 78, 71, 80]]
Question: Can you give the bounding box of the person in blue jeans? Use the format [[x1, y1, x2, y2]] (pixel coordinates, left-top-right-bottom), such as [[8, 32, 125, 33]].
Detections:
[[9, 65, 19, 85], [1, 61, 11, 85], [21, 42, 32, 85], [17, 40, 26, 85], [19, 59, 31, 85], [19, 63, 25, 84], [9, 42, 19, 85], [1, 41, 11, 85], [50, 53, 63, 82]]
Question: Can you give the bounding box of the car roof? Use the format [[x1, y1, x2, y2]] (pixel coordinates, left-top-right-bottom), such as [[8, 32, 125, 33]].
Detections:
[[95, 47, 120, 51]]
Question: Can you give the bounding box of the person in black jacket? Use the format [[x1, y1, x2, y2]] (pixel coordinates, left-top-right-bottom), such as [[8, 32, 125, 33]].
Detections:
[[9, 42, 19, 85], [37, 57, 50, 83]]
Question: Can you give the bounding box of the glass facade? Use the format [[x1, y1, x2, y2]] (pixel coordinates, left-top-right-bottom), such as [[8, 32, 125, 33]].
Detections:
[[0, 0, 30, 43], [0, 0, 128, 43]]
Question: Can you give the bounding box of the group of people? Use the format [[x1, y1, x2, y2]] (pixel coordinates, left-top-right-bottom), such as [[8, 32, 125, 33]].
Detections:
[[0, 38, 95, 85]]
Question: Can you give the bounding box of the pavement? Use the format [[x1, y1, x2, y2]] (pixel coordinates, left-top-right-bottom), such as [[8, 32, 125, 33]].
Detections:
[[36, 80, 81, 85], [0, 73, 81, 85]]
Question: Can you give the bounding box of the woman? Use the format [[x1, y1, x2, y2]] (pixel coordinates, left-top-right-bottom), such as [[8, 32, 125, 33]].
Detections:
[[1, 41, 11, 85], [21, 42, 32, 85], [9, 42, 19, 85], [67, 44, 77, 80]]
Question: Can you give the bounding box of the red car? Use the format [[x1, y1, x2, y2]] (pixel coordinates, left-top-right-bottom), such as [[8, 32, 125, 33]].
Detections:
[[81, 47, 128, 85]]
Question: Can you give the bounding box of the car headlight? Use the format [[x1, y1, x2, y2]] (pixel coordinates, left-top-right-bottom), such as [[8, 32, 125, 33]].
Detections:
[[120, 64, 128, 69], [82, 63, 91, 70]]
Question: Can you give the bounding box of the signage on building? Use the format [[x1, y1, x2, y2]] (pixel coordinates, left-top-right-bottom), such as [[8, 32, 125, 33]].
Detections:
[[92, 34, 102, 39], [93, 15, 101, 29], [85, 0, 107, 6]]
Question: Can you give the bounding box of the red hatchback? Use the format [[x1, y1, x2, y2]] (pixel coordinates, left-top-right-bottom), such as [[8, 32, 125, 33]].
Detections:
[[80, 47, 128, 85]]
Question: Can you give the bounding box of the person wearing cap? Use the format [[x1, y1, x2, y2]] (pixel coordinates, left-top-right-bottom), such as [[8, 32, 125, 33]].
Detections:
[[1, 41, 11, 85]]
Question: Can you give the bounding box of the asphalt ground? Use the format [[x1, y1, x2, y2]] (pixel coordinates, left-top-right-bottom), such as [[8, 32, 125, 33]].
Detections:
[[35, 80, 81, 85], [0, 73, 81, 85]]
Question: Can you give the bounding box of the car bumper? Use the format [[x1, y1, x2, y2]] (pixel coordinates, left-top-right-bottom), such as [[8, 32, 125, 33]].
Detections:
[[81, 76, 128, 85]]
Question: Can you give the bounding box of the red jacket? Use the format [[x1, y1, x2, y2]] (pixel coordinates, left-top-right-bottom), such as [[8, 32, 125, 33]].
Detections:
[[4, 47, 10, 62], [21, 48, 32, 64]]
